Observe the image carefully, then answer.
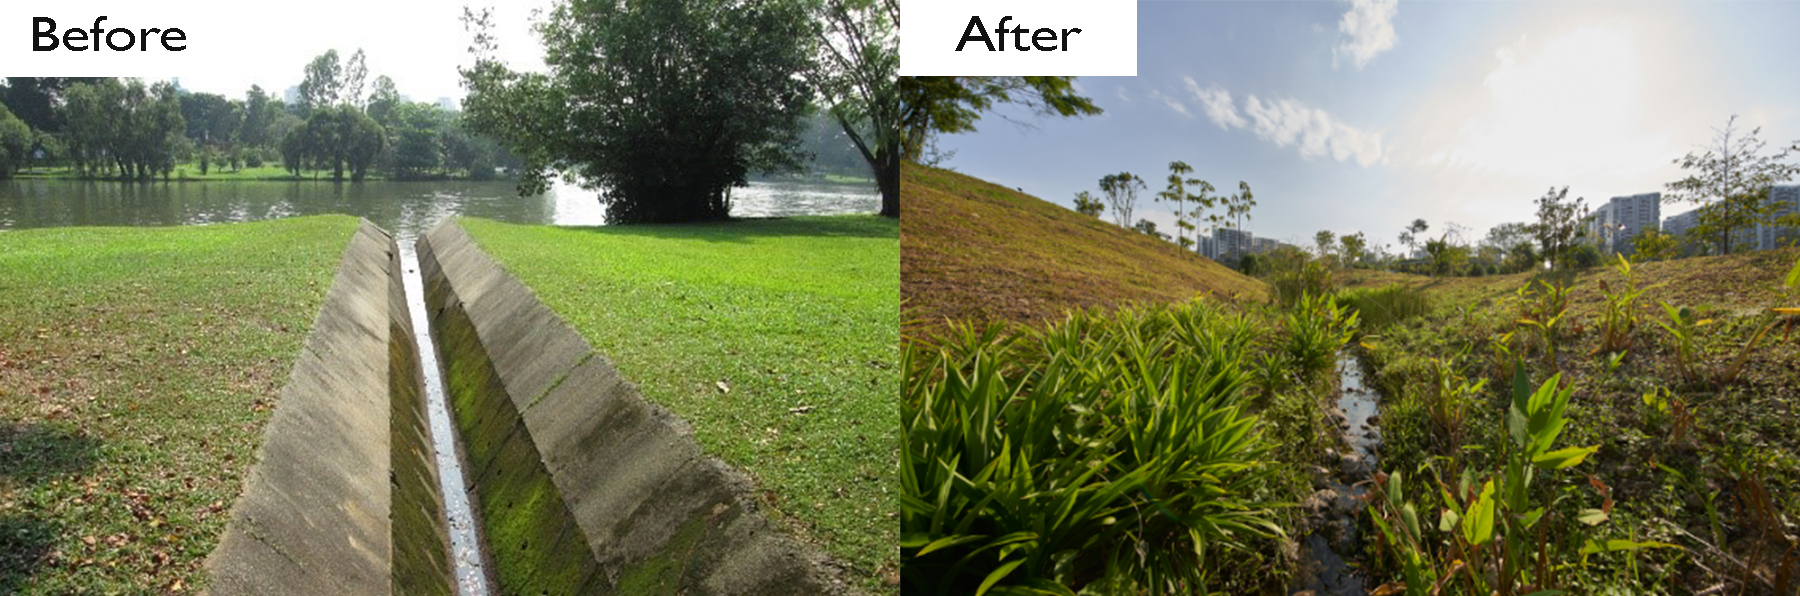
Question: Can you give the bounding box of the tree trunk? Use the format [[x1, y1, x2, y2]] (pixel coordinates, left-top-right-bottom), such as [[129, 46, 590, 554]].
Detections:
[[877, 147, 899, 218]]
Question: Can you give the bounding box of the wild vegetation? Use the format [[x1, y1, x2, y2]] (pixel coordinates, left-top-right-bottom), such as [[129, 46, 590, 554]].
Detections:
[[903, 166, 1800, 594]]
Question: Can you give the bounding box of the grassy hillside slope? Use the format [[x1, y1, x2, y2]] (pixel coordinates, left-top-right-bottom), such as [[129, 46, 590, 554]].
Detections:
[[902, 164, 1265, 327]]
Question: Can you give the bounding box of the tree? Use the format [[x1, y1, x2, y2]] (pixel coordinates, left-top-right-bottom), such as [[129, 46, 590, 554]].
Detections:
[[813, 0, 899, 216], [293, 105, 384, 181], [461, 0, 815, 223], [60, 79, 185, 179], [1632, 228, 1680, 262], [1157, 161, 1211, 250], [1133, 218, 1168, 241], [1339, 232, 1368, 268], [1313, 230, 1337, 266], [1423, 233, 1469, 277], [241, 85, 277, 147], [1072, 190, 1104, 217], [1533, 186, 1589, 270], [1664, 115, 1800, 254], [0, 103, 30, 178], [342, 49, 369, 109], [1225, 181, 1255, 234], [366, 76, 402, 129], [298, 50, 343, 113], [1098, 172, 1146, 227], [1399, 218, 1428, 258]]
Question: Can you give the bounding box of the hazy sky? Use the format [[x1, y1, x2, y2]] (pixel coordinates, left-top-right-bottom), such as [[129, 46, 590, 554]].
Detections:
[[935, 1, 1800, 251], [165, 0, 554, 105]]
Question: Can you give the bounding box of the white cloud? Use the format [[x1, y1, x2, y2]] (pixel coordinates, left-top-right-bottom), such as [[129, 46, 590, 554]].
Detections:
[[1242, 96, 1385, 166], [1116, 87, 1131, 103], [1149, 89, 1190, 117], [1334, 0, 1399, 70], [1187, 78, 1245, 130], [1181, 79, 1383, 166]]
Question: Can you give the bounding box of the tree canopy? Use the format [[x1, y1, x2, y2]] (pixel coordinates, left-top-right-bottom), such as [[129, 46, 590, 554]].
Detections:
[[461, 0, 816, 223], [1664, 115, 1800, 254]]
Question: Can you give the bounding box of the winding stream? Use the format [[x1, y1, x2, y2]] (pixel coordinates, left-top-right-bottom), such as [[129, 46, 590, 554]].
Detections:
[[1293, 351, 1385, 596]]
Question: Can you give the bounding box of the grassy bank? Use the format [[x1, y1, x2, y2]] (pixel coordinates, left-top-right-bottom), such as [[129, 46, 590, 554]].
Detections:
[[458, 215, 900, 590], [0, 216, 361, 594], [901, 164, 1264, 328]]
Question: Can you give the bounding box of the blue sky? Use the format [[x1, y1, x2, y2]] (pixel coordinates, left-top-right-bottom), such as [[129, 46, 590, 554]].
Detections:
[[932, 1, 1800, 252]]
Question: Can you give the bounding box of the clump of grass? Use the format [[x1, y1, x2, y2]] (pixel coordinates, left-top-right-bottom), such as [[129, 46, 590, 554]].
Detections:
[[902, 301, 1284, 594], [1339, 284, 1431, 331]]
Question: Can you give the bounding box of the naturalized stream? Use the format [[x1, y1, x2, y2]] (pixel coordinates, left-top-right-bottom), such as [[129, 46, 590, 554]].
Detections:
[[1293, 351, 1385, 596], [400, 244, 494, 596]]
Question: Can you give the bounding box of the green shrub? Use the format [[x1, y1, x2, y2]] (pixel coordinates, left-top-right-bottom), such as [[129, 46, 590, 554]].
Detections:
[[1282, 292, 1359, 386], [901, 301, 1283, 594]]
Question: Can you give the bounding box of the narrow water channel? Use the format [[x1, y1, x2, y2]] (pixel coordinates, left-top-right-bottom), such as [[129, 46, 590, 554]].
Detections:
[[400, 245, 494, 596], [1294, 351, 1384, 596]]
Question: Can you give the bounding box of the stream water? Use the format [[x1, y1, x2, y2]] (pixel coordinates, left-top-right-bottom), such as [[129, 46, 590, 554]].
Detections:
[[400, 245, 493, 596], [1293, 351, 1385, 596]]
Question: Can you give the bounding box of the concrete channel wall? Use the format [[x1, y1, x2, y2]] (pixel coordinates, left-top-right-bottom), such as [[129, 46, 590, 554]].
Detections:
[[205, 220, 455, 595], [417, 220, 851, 595]]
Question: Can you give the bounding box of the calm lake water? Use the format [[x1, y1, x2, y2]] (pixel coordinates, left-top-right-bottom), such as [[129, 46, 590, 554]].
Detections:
[[0, 178, 880, 238]]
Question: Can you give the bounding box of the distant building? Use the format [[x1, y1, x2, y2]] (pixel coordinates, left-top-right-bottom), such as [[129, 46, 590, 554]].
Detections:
[[1756, 185, 1800, 250], [1215, 228, 1253, 260], [1253, 237, 1280, 254], [1662, 209, 1701, 241], [1196, 234, 1217, 260], [1588, 193, 1660, 255]]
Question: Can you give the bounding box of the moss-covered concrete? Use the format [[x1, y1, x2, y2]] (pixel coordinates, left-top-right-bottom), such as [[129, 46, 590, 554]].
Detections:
[[204, 220, 453, 595], [418, 220, 852, 595]]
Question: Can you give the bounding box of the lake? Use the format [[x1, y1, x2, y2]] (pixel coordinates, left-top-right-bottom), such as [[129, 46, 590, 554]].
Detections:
[[0, 178, 881, 238]]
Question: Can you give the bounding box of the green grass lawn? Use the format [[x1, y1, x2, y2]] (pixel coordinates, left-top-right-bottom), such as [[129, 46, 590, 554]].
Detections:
[[0, 216, 360, 594], [459, 216, 900, 590]]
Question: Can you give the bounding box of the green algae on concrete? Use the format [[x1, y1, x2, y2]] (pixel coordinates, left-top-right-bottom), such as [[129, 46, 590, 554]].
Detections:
[[419, 220, 855, 594], [0, 216, 360, 594], [453, 216, 900, 590]]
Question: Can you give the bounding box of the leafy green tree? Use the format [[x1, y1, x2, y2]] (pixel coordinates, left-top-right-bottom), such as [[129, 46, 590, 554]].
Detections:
[[1399, 218, 1428, 259], [1423, 236, 1468, 277], [241, 85, 277, 148], [342, 49, 369, 109], [294, 105, 384, 181], [0, 103, 30, 178], [1156, 161, 1211, 250], [1225, 181, 1255, 235], [297, 50, 343, 114], [1339, 232, 1368, 268], [366, 76, 402, 129], [179, 92, 242, 146], [1314, 230, 1337, 266], [1533, 186, 1589, 270], [1098, 172, 1145, 227], [1664, 115, 1800, 254], [461, 0, 815, 222], [813, 0, 900, 216], [1072, 190, 1103, 217], [60, 79, 185, 179], [1632, 228, 1680, 262]]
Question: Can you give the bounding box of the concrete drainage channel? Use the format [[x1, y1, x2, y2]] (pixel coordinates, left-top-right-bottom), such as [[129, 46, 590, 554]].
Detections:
[[202, 219, 853, 595]]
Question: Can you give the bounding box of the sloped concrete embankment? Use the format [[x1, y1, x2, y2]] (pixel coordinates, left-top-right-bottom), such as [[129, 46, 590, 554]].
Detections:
[[206, 220, 455, 595], [417, 220, 849, 595]]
